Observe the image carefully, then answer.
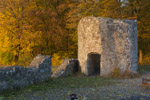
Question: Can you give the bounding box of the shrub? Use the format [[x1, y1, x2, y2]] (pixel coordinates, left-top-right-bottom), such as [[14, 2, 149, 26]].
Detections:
[[121, 70, 138, 78], [111, 67, 121, 78], [111, 67, 139, 78]]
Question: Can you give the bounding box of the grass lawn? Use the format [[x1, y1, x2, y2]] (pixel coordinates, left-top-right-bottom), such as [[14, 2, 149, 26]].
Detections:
[[0, 73, 117, 98], [138, 65, 150, 73]]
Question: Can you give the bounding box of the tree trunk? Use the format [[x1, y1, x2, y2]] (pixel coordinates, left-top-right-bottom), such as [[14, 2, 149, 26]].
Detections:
[[139, 50, 143, 65]]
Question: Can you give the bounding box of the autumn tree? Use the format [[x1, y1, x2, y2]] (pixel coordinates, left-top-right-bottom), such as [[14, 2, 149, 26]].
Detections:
[[28, 0, 73, 57], [124, 0, 150, 64], [0, 0, 150, 66], [0, 0, 40, 65]]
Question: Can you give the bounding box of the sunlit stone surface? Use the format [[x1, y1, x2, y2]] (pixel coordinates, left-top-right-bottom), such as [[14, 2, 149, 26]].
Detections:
[[78, 16, 138, 76]]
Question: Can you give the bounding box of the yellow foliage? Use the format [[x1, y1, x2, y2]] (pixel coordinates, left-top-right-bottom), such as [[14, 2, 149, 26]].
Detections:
[[51, 53, 63, 66], [142, 55, 150, 65], [0, 0, 41, 66]]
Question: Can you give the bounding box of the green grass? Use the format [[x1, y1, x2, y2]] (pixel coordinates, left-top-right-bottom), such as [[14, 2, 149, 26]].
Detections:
[[138, 65, 150, 74], [0, 74, 116, 98]]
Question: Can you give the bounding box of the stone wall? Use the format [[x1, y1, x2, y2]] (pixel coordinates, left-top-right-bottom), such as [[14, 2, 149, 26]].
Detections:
[[78, 16, 138, 76], [52, 59, 79, 78], [0, 54, 51, 92], [99, 18, 138, 76], [78, 17, 102, 75]]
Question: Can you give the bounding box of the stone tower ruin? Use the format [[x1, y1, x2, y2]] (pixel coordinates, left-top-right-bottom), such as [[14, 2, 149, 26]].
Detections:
[[78, 16, 138, 76]]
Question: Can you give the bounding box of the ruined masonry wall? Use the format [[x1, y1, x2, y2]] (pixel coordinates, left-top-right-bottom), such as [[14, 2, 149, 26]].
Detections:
[[78, 17, 102, 75], [99, 18, 138, 76], [52, 59, 79, 78], [0, 55, 51, 92], [78, 16, 138, 76]]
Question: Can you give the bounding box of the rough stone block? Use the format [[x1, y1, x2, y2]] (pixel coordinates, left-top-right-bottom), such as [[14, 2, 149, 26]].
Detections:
[[52, 59, 79, 78]]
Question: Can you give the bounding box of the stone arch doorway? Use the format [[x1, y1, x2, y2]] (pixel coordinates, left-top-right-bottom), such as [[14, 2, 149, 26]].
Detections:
[[87, 53, 101, 76]]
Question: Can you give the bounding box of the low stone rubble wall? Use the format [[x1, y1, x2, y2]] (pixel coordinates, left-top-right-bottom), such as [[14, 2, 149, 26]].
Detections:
[[0, 54, 51, 92], [52, 59, 79, 78]]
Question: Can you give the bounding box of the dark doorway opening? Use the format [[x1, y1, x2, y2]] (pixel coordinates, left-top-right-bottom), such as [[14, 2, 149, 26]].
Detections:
[[87, 53, 100, 76]]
